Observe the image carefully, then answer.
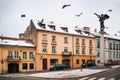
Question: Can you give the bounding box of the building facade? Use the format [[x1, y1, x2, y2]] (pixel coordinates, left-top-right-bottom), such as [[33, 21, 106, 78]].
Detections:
[[94, 33, 120, 64], [0, 19, 97, 73], [23, 20, 96, 71], [0, 37, 35, 74]]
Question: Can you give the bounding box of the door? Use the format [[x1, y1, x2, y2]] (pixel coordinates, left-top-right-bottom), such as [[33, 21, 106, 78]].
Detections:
[[43, 59, 47, 70], [62, 59, 70, 68], [8, 63, 19, 73]]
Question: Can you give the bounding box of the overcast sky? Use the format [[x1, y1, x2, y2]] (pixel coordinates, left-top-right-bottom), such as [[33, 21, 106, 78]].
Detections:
[[0, 0, 120, 38]]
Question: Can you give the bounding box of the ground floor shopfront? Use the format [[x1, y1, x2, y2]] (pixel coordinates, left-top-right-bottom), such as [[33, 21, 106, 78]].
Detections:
[[0, 54, 96, 74], [0, 61, 35, 74], [35, 53, 96, 71]]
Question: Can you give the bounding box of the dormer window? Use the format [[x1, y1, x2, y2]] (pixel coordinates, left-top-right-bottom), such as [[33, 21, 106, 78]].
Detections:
[[38, 22, 46, 29], [61, 27, 68, 32], [75, 30, 82, 34], [48, 25, 56, 30]]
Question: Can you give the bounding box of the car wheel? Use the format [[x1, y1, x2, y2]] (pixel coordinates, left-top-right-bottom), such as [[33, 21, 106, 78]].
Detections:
[[85, 66, 87, 68], [54, 68, 56, 71]]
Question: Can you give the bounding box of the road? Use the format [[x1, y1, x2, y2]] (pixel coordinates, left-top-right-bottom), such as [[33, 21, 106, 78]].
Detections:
[[79, 67, 120, 80], [0, 67, 120, 80]]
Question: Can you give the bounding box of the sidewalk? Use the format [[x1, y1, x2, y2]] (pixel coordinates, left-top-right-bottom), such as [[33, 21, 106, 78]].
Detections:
[[0, 65, 119, 78], [28, 65, 120, 78]]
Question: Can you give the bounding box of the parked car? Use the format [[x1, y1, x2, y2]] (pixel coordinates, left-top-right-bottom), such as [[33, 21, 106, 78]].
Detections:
[[49, 64, 67, 71], [106, 61, 118, 65], [82, 61, 96, 68]]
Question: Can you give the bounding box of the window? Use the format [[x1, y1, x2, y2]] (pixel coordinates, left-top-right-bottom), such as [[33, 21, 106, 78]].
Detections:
[[42, 45, 47, 52], [62, 27, 68, 32], [50, 59, 58, 65], [23, 51, 27, 59], [119, 43, 120, 50], [38, 22, 45, 29], [89, 48, 92, 55], [52, 36, 56, 41], [82, 39, 85, 45], [48, 25, 56, 30], [113, 43, 115, 50], [52, 46, 56, 53], [64, 47, 68, 52], [109, 52, 112, 59], [116, 53, 118, 58], [76, 59, 79, 64], [113, 53, 115, 58], [76, 47, 79, 54], [42, 34, 47, 40], [97, 39, 100, 48], [29, 52, 34, 59], [76, 38, 79, 44], [116, 44, 118, 50], [89, 40, 92, 46], [29, 63, 34, 69], [8, 51, 12, 59], [64, 37, 68, 43], [82, 47, 85, 54], [22, 63, 28, 69], [14, 51, 19, 59], [109, 43, 112, 50], [97, 52, 100, 58]]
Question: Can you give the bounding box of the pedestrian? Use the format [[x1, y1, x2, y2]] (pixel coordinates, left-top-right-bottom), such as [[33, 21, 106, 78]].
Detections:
[[80, 65, 82, 71]]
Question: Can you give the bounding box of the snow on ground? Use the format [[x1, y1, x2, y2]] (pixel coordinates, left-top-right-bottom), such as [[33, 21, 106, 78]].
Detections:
[[28, 65, 120, 78], [28, 69, 107, 78]]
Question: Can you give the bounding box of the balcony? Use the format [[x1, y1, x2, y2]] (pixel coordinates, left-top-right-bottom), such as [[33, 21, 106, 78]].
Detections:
[[62, 52, 72, 56], [42, 40, 48, 44], [7, 56, 21, 62], [76, 43, 80, 47], [51, 40, 57, 45]]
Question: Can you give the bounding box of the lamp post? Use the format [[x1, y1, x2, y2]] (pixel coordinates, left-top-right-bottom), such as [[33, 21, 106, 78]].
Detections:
[[94, 13, 110, 65], [1, 34, 3, 75]]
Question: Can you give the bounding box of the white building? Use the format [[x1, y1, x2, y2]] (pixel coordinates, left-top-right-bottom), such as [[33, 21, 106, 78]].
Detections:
[[93, 32, 120, 64]]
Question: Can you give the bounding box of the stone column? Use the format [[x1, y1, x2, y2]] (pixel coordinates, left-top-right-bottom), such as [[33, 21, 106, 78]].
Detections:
[[100, 33, 105, 65]]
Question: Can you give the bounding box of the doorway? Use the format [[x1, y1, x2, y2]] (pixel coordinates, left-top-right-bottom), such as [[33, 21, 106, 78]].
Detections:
[[8, 63, 19, 73], [43, 59, 47, 70], [62, 59, 70, 68]]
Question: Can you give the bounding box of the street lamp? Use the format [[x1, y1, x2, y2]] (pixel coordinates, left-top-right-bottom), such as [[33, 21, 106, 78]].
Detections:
[[94, 13, 110, 65], [1, 34, 4, 75]]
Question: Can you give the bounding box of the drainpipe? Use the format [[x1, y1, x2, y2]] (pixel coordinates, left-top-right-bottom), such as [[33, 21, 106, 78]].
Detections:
[[72, 35, 74, 68]]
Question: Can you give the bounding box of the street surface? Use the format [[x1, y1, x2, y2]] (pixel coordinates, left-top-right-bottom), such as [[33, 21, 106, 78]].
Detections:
[[0, 66, 120, 80], [79, 67, 120, 80]]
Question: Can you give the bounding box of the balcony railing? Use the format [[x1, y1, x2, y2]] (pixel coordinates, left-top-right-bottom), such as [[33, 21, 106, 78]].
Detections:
[[42, 40, 48, 44], [51, 40, 57, 45], [62, 52, 72, 56], [76, 43, 80, 47], [7, 56, 21, 62]]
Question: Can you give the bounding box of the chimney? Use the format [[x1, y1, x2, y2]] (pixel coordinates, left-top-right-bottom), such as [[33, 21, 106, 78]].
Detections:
[[94, 28, 97, 32], [19, 33, 24, 39], [83, 27, 90, 32], [50, 21, 54, 24], [114, 34, 117, 36]]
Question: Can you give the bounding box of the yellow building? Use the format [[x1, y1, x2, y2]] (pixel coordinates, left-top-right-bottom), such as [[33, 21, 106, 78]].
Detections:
[[0, 19, 96, 73], [23, 20, 96, 71], [0, 37, 35, 74]]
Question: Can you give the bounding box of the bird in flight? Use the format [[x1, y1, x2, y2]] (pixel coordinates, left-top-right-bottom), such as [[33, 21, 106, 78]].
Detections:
[[75, 12, 83, 17], [62, 4, 71, 9], [21, 14, 26, 18], [108, 9, 112, 12]]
